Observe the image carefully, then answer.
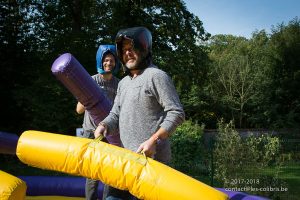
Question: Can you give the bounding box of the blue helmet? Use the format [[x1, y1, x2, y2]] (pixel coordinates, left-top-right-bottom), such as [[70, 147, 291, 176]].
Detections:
[[96, 44, 120, 75]]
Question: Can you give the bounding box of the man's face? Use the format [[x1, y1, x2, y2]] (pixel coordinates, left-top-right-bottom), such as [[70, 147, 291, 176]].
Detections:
[[122, 39, 141, 70], [102, 53, 115, 73]]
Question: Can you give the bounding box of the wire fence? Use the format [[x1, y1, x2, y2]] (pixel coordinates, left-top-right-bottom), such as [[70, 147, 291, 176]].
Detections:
[[171, 136, 300, 200]]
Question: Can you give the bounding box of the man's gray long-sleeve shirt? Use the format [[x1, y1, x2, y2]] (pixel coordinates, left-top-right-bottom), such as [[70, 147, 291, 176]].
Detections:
[[102, 65, 185, 163]]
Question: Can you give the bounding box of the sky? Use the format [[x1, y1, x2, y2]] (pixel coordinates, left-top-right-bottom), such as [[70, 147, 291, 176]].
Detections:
[[183, 0, 300, 38]]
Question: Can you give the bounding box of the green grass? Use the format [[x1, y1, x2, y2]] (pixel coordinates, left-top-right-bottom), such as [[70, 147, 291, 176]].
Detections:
[[233, 161, 300, 200], [176, 160, 300, 199], [262, 162, 300, 196]]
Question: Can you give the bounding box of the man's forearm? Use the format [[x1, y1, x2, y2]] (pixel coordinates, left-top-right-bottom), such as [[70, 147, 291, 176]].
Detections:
[[150, 127, 169, 143]]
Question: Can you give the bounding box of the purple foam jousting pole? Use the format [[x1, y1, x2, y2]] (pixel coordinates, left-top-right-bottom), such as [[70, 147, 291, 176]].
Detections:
[[51, 53, 122, 146]]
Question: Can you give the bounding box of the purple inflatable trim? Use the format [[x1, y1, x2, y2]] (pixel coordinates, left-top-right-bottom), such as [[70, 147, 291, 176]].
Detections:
[[19, 176, 103, 197], [0, 131, 19, 154], [18, 175, 270, 199], [216, 188, 270, 200], [51, 53, 122, 146]]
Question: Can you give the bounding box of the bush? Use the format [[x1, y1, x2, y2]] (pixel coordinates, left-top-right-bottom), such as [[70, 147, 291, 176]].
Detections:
[[213, 120, 282, 187], [170, 120, 208, 178]]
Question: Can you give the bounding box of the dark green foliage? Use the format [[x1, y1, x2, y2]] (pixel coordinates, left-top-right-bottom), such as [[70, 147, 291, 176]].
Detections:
[[0, 0, 208, 134], [267, 18, 300, 128], [1, 1, 299, 133], [170, 120, 208, 178], [212, 120, 293, 198], [206, 18, 300, 129]]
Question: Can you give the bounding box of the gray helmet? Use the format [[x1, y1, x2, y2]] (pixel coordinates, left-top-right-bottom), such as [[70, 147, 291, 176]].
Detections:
[[115, 27, 152, 69]]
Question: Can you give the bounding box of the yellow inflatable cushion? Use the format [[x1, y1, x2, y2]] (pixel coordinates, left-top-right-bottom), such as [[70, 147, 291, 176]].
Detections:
[[0, 170, 27, 200], [17, 130, 228, 200]]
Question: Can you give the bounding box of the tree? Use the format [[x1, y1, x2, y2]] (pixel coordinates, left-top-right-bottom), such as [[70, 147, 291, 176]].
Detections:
[[268, 17, 300, 128], [216, 55, 256, 127], [0, 1, 41, 133], [208, 35, 261, 128], [1, 0, 210, 134], [207, 32, 278, 129], [241, 30, 275, 128], [105, 0, 210, 91]]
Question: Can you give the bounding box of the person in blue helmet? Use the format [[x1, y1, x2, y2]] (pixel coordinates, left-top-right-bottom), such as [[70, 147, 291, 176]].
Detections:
[[76, 44, 121, 200], [95, 27, 185, 200]]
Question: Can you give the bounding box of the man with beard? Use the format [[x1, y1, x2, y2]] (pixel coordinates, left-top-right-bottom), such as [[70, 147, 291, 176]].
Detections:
[[95, 27, 185, 200]]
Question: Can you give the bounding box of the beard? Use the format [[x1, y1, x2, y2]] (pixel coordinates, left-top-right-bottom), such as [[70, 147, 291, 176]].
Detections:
[[125, 56, 143, 70]]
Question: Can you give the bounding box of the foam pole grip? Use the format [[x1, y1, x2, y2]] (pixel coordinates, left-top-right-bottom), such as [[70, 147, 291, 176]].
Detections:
[[17, 131, 228, 200], [51, 53, 121, 146]]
